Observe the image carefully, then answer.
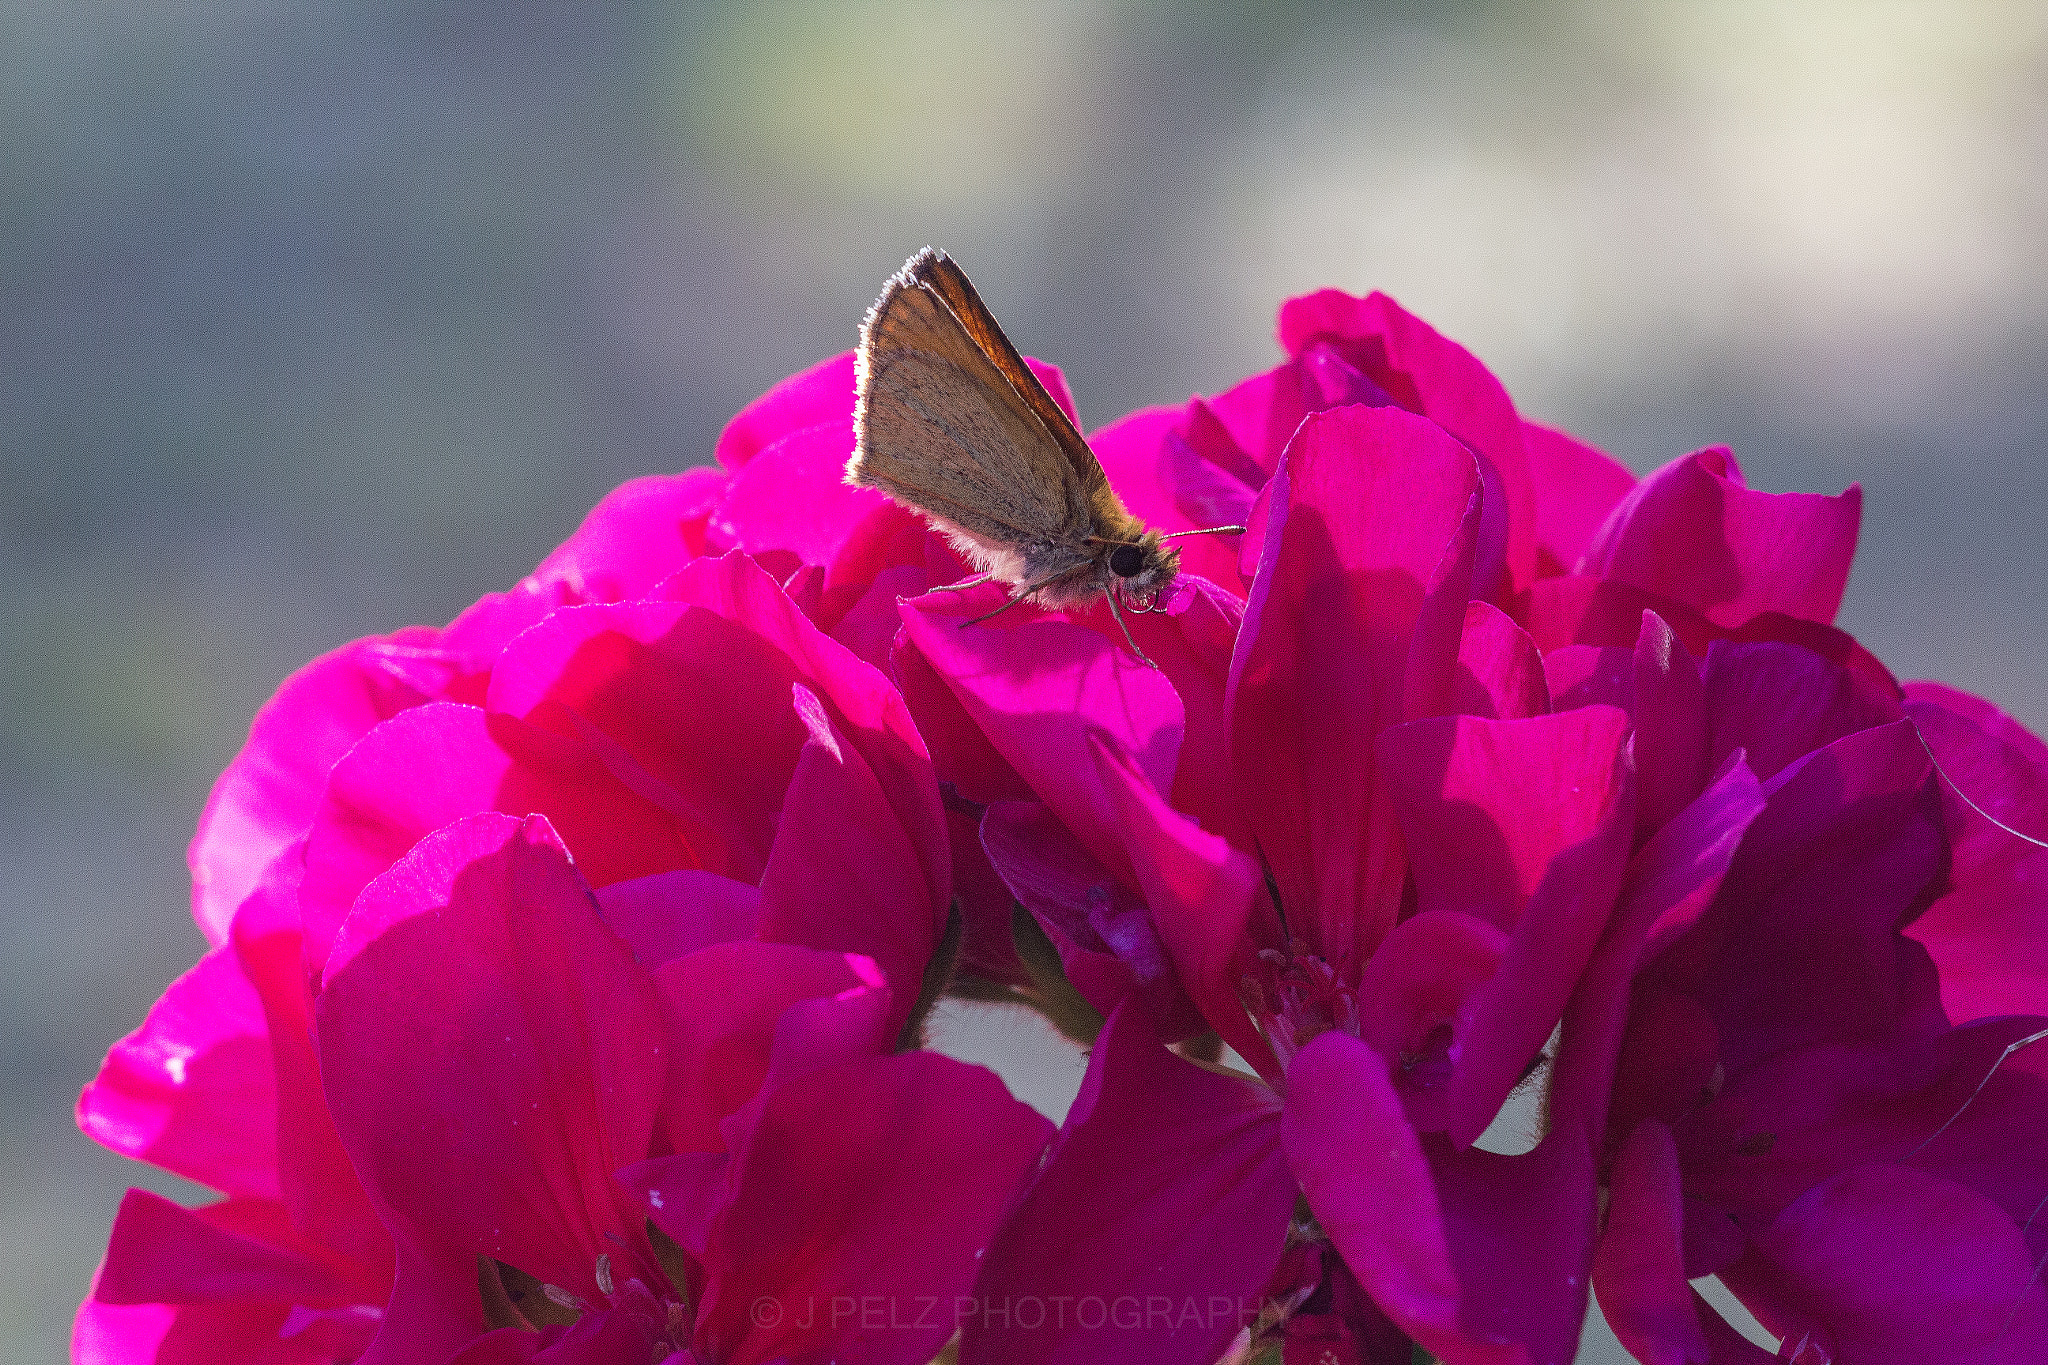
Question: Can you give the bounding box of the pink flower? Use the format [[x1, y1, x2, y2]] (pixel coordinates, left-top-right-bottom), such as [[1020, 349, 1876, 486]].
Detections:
[[887, 289, 2047, 1364], [313, 812, 1050, 1365], [76, 857, 396, 1361], [81, 439, 957, 1360]]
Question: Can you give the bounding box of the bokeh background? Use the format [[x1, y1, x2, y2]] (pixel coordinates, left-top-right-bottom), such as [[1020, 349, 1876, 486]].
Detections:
[[6, 2, 2045, 1359]]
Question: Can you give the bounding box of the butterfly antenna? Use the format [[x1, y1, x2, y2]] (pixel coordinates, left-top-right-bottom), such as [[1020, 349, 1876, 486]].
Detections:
[[1159, 524, 1248, 541], [1912, 718, 2048, 852], [1104, 589, 1159, 669]]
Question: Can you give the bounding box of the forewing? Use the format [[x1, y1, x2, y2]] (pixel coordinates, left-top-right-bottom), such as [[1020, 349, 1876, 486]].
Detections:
[[851, 251, 1095, 546]]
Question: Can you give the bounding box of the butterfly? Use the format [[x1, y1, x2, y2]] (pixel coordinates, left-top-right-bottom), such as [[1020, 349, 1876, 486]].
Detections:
[[844, 247, 1241, 667]]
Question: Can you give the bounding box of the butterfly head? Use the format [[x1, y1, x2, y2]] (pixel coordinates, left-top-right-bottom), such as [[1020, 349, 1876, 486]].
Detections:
[[1104, 530, 1180, 610]]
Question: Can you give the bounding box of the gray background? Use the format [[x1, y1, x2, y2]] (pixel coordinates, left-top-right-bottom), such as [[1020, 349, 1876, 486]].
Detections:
[[5, 2, 2043, 1359]]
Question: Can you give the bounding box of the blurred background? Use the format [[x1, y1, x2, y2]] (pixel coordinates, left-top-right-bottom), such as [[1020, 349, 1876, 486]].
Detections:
[[5, 1, 2044, 1359]]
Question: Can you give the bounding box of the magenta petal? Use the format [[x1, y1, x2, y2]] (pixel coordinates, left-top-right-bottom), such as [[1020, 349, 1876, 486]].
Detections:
[[1521, 420, 1635, 576], [1903, 682, 2048, 1023], [1543, 644, 1634, 714], [1736, 1163, 2048, 1365], [715, 353, 856, 471], [1281, 1032, 1500, 1365], [652, 940, 874, 1154], [1372, 706, 1635, 1144], [899, 593, 1183, 884], [1633, 612, 1710, 839], [1570, 756, 1763, 1145], [1448, 601, 1549, 720], [298, 703, 510, 976], [230, 875, 393, 1269], [1376, 706, 1632, 929], [94, 1190, 356, 1308], [1580, 447, 1861, 629], [1090, 733, 1275, 1078], [966, 1003, 1293, 1365], [755, 684, 942, 1026], [1592, 1123, 1708, 1365], [317, 814, 668, 1325], [1665, 719, 1944, 1072], [658, 552, 950, 912], [523, 467, 729, 605], [714, 409, 889, 566], [1278, 289, 1537, 592], [1228, 404, 1482, 965], [1702, 640, 1902, 784], [76, 942, 279, 1198], [699, 1053, 1053, 1365], [1352, 910, 1508, 1135], [595, 870, 763, 968], [979, 798, 1179, 1030], [191, 635, 451, 943], [1423, 1133, 1602, 1365]]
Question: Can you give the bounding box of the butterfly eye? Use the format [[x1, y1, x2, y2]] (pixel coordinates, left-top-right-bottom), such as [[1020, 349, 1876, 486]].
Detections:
[[1109, 545, 1146, 577]]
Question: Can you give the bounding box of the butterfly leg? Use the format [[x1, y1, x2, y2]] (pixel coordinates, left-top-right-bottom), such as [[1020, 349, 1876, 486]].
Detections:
[[1103, 589, 1160, 670], [962, 566, 1088, 626], [926, 572, 996, 595]]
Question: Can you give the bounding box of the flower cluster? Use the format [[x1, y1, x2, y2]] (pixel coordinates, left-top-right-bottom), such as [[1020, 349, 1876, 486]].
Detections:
[[78, 284, 2048, 1365]]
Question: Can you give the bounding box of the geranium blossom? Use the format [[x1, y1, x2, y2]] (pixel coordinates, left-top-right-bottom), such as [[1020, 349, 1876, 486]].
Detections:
[[79, 275, 2048, 1365]]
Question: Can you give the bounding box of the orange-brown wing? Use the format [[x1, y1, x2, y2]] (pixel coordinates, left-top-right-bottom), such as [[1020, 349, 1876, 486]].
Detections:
[[849, 249, 1100, 548], [911, 252, 1116, 503]]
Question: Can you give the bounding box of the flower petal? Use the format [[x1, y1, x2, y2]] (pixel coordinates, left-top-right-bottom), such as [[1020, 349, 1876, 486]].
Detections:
[[317, 814, 669, 1333], [700, 1053, 1053, 1365], [1592, 1122, 1708, 1365], [76, 942, 278, 1198], [1580, 448, 1861, 629], [1228, 404, 1481, 966], [966, 1003, 1292, 1365]]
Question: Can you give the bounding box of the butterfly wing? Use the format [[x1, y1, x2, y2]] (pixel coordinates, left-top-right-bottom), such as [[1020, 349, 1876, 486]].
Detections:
[[849, 250, 1105, 554]]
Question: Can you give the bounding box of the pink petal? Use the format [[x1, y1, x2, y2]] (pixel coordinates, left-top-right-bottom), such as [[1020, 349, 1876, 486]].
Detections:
[[1352, 910, 1509, 1134], [658, 552, 950, 913], [316, 814, 668, 1332], [652, 940, 876, 1154], [1281, 1031, 1512, 1365], [1633, 612, 1710, 839], [714, 353, 855, 471], [1902, 682, 2048, 1023], [1091, 733, 1275, 1077], [1278, 290, 1538, 593], [1580, 448, 1861, 629], [76, 942, 278, 1198], [1734, 1163, 2048, 1365], [1376, 706, 1632, 929], [1701, 639, 1902, 784], [298, 702, 692, 978], [1376, 707, 1635, 1144], [191, 634, 454, 944], [965, 1003, 1293, 1365], [1519, 420, 1635, 577], [1592, 1122, 1708, 1365], [1568, 755, 1763, 1141], [594, 870, 763, 968], [714, 411, 889, 567], [1654, 720, 1945, 1074], [1447, 601, 1550, 720], [755, 683, 945, 1027], [899, 592, 1183, 886], [231, 874, 394, 1269], [1228, 404, 1482, 968], [1542, 644, 1634, 714], [700, 1053, 1053, 1365], [520, 466, 728, 607], [93, 1190, 359, 1309], [979, 798, 1191, 1033]]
